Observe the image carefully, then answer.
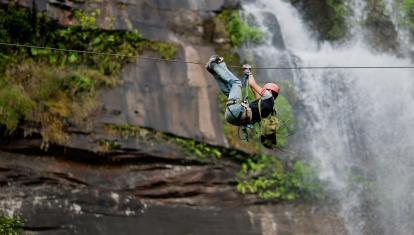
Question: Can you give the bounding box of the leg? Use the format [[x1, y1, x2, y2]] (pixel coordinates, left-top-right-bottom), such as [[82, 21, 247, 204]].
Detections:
[[212, 63, 244, 126], [213, 74, 232, 97], [209, 62, 242, 101]]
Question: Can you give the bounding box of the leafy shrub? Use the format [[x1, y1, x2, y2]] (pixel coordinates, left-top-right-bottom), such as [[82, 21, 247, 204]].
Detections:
[[215, 10, 264, 47], [0, 215, 23, 235], [274, 95, 295, 148], [173, 138, 222, 160], [147, 42, 177, 59], [400, 0, 414, 33], [1, 62, 105, 147], [237, 155, 325, 200], [226, 11, 264, 47], [0, 83, 34, 133]]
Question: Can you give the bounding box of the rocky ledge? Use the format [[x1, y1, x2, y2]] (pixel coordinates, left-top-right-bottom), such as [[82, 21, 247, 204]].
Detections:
[[0, 137, 345, 235]]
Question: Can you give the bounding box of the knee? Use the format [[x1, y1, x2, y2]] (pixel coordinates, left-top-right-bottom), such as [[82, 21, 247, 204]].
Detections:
[[230, 78, 242, 86]]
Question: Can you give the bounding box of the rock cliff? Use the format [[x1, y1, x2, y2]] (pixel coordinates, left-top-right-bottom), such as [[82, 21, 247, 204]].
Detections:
[[0, 0, 345, 234], [0, 147, 344, 234]]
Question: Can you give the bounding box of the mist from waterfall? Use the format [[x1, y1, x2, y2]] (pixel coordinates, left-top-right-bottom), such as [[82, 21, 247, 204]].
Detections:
[[243, 0, 414, 234]]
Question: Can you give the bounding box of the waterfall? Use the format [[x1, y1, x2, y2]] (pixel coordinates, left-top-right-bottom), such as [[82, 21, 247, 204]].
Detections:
[[243, 0, 414, 234]]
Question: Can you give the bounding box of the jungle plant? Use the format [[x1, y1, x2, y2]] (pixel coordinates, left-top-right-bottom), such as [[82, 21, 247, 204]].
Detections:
[[214, 10, 264, 47], [274, 94, 295, 148], [0, 82, 34, 133], [400, 0, 414, 33], [226, 11, 264, 47], [0, 215, 23, 235], [237, 155, 325, 200], [173, 138, 222, 160]]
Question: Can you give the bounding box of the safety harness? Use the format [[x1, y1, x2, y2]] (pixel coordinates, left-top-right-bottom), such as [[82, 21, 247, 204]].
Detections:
[[226, 66, 279, 143], [226, 66, 255, 141]]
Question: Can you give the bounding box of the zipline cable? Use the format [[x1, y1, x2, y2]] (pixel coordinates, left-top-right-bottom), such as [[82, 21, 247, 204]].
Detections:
[[2, 42, 414, 70], [0, 42, 203, 65]]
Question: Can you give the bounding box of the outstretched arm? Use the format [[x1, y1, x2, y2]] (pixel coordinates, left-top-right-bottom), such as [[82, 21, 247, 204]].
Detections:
[[248, 74, 263, 99]]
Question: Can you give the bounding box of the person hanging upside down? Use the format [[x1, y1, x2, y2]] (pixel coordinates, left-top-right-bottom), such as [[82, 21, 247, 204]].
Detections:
[[205, 55, 280, 127]]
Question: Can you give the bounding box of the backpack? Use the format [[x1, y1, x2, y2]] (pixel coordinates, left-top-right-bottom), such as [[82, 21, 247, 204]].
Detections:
[[259, 100, 280, 149]]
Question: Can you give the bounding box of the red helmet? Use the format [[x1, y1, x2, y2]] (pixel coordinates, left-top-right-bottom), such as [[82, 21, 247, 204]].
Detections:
[[263, 83, 280, 94]]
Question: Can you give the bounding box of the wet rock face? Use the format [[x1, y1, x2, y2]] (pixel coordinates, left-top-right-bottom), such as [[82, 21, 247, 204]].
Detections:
[[0, 150, 345, 235], [363, 2, 400, 54], [288, 0, 347, 41]]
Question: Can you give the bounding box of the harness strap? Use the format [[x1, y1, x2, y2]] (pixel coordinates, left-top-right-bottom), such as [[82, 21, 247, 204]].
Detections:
[[242, 74, 250, 102], [226, 99, 238, 106], [258, 97, 263, 120], [226, 99, 240, 122], [226, 99, 252, 125]]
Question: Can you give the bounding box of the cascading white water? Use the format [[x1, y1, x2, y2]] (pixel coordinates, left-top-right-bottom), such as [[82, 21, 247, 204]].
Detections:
[[243, 0, 414, 234]]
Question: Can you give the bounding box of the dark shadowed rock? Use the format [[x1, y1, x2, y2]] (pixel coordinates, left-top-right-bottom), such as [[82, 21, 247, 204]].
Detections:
[[262, 12, 285, 50], [0, 150, 345, 235]]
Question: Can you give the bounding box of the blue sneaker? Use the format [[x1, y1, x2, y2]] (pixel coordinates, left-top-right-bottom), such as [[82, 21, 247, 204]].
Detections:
[[205, 55, 223, 74]]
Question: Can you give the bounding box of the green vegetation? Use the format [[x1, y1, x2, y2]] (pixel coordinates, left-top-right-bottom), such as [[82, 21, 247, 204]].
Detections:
[[274, 95, 295, 148], [213, 10, 264, 47], [173, 138, 222, 160], [226, 11, 264, 47], [403, 0, 414, 24], [325, 0, 348, 40], [237, 155, 325, 200], [0, 5, 176, 148], [289, 0, 348, 41], [148, 42, 177, 60], [399, 0, 414, 35], [0, 215, 23, 235], [0, 82, 34, 133]]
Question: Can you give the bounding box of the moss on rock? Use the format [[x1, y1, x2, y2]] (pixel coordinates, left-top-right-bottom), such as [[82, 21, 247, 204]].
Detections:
[[206, 10, 264, 47], [364, 0, 400, 53], [289, 0, 349, 42]]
